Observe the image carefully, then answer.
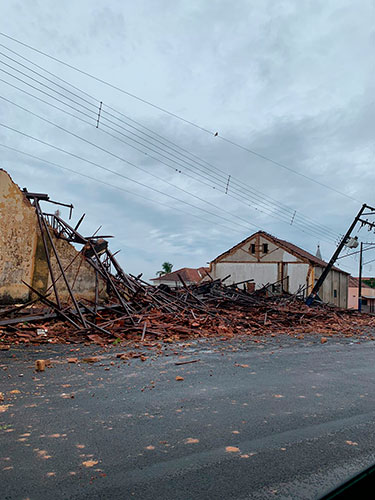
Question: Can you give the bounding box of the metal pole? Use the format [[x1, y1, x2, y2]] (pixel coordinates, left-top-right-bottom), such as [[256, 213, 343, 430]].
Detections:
[[306, 204, 366, 306], [36, 200, 87, 327], [358, 242, 363, 312], [35, 201, 62, 308], [22, 280, 81, 329]]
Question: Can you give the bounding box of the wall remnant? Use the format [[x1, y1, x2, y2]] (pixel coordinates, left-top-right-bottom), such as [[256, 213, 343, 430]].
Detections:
[[0, 169, 107, 304]]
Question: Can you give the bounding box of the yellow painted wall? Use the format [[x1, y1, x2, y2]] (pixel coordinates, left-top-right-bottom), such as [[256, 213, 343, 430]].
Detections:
[[0, 169, 38, 303], [0, 169, 106, 304]]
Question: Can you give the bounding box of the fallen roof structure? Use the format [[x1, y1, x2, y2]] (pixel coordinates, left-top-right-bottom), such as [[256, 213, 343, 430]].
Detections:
[[1, 269, 375, 347], [1, 170, 375, 348]]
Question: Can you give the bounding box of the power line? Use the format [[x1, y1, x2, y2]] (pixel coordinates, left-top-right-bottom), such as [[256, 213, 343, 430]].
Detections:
[[0, 58, 341, 243], [337, 244, 375, 260], [0, 139, 355, 275], [0, 144, 356, 275], [0, 116, 262, 234], [0, 79, 338, 245], [0, 142, 245, 235], [0, 94, 264, 233], [0, 32, 212, 131], [1, 36, 341, 239], [0, 31, 360, 204], [5, 140, 356, 273], [0, 51, 339, 241], [0, 42, 343, 241], [102, 108, 342, 239]]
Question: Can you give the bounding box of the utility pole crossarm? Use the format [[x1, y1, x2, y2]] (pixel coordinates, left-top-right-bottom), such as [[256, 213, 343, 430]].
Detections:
[[359, 219, 375, 231]]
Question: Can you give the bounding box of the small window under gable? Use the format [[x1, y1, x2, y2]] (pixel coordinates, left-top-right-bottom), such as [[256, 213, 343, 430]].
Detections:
[[333, 289, 337, 298], [263, 243, 269, 254], [250, 243, 256, 254]]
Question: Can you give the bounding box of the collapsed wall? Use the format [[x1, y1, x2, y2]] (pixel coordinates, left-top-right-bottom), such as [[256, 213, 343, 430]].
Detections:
[[0, 169, 106, 304]]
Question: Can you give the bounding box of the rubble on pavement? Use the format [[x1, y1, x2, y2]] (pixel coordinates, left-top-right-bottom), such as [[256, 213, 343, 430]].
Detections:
[[1, 275, 374, 347], [1, 188, 374, 348]]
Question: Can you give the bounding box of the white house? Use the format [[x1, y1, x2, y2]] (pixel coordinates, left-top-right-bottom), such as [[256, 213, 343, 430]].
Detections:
[[151, 267, 209, 289], [209, 231, 349, 308]]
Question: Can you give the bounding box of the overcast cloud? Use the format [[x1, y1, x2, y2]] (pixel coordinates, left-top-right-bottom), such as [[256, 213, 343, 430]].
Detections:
[[0, 0, 374, 280]]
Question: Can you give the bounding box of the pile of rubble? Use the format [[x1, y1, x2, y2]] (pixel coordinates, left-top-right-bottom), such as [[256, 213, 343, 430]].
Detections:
[[1, 273, 375, 347], [1, 185, 374, 348]]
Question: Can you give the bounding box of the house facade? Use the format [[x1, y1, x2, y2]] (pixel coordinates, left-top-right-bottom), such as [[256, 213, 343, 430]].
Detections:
[[348, 277, 375, 312], [209, 231, 349, 308], [151, 267, 209, 289]]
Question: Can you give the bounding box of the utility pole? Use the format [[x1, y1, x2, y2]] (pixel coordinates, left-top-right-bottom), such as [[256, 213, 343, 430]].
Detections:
[[358, 242, 363, 312], [306, 204, 369, 306]]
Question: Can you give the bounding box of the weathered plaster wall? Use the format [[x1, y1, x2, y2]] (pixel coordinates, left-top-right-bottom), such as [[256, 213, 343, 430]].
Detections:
[[211, 262, 278, 288], [348, 287, 358, 309], [211, 234, 308, 292], [339, 272, 348, 308], [47, 235, 107, 302], [0, 169, 38, 303], [348, 285, 375, 309], [211, 261, 310, 293], [286, 263, 310, 292], [314, 267, 348, 308], [211, 232, 348, 306], [221, 234, 300, 263], [0, 169, 106, 304]]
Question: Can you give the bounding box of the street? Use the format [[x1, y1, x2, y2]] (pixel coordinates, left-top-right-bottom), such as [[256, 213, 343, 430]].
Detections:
[[1, 335, 375, 499]]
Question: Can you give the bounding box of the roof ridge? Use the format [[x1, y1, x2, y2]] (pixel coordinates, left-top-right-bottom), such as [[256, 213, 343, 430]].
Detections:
[[212, 230, 349, 274], [151, 266, 209, 282]]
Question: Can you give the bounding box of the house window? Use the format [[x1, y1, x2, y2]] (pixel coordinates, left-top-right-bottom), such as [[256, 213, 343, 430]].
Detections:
[[333, 289, 337, 298], [250, 244, 256, 254], [263, 243, 268, 254]]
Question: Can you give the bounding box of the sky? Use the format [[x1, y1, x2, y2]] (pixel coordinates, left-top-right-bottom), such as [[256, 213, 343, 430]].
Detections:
[[0, 0, 374, 280]]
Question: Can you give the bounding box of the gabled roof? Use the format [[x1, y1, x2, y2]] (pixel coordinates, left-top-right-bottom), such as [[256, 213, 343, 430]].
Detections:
[[212, 231, 349, 274], [151, 267, 209, 283]]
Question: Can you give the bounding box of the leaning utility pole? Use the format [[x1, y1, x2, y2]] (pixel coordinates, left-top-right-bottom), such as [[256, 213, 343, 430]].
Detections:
[[306, 203, 375, 306]]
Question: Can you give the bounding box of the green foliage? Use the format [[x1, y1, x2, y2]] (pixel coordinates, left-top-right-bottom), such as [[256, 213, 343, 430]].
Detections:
[[363, 278, 375, 289], [157, 262, 173, 276]]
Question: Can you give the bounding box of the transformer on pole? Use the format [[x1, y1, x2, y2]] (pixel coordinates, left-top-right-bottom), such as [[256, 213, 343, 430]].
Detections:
[[306, 204, 375, 306]]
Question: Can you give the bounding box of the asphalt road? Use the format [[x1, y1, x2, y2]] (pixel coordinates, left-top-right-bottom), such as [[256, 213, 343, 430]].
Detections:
[[1, 335, 375, 499]]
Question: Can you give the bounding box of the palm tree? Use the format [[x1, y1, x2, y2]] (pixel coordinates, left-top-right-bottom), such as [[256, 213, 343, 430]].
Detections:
[[157, 262, 173, 276]]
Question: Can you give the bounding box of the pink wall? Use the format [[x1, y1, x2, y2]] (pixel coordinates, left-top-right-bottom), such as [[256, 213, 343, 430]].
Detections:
[[348, 287, 358, 309], [348, 285, 375, 309]]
